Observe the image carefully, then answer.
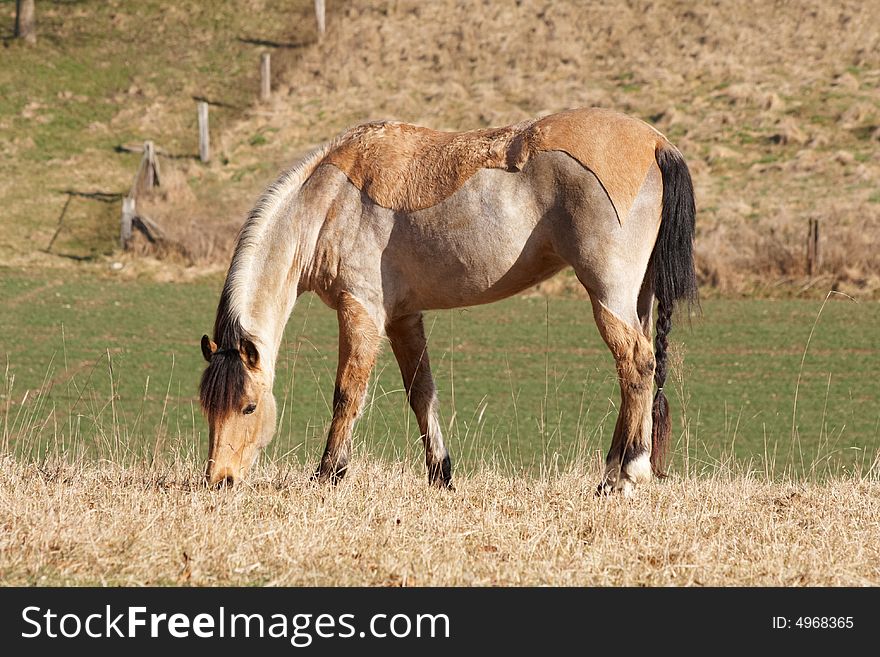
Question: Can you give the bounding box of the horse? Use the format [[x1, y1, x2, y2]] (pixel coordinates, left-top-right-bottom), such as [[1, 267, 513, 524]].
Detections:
[[198, 107, 697, 496]]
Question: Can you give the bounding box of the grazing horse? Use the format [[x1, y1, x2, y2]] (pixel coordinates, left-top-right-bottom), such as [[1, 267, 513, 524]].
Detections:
[[199, 107, 697, 495]]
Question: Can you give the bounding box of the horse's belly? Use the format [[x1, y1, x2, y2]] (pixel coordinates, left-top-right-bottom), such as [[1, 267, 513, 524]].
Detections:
[[410, 245, 565, 310], [381, 168, 565, 311]]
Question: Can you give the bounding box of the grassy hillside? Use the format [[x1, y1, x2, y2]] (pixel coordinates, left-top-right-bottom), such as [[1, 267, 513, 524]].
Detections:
[[2, 1, 878, 480], [1, 0, 879, 295], [0, 0, 317, 261]]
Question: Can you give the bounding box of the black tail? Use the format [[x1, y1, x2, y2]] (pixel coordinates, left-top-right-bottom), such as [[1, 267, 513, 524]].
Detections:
[[649, 144, 698, 476]]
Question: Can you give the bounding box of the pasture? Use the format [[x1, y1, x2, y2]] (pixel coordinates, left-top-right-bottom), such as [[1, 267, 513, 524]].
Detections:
[[2, 277, 880, 585], [3, 269, 878, 478], [2, 1, 879, 587]]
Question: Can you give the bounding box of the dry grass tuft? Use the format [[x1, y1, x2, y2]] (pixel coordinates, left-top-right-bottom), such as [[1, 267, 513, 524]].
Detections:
[[2, 453, 879, 586]]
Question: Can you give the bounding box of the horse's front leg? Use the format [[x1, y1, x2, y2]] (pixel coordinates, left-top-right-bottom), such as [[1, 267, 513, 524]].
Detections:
[[314, 292, 381, 484]]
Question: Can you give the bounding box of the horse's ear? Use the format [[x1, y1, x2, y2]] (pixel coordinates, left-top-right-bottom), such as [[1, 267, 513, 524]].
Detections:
[[239, 337, 260, 370], [201, 335, 217, 362]]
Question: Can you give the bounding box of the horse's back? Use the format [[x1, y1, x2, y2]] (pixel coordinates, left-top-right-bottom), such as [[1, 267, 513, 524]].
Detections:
[[321, 108, 665, 224], [306, 108, 666, 316]]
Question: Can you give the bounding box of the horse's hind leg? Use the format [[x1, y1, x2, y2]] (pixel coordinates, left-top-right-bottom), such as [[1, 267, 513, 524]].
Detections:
[[386, 313, 452, 489], [590, 294, 655, 496], [315, 292, 382, 484]]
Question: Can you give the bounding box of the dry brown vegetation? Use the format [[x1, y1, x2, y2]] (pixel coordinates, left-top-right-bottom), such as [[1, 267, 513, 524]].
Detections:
[[5, 1, 878, 295], [129, 0, 880, 297], [2, 453, 879, 586]]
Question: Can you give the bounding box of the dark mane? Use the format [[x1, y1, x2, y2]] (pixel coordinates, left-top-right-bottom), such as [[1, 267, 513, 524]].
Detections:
[[213, 274, 247, 350], [199, 280, 249, 422]]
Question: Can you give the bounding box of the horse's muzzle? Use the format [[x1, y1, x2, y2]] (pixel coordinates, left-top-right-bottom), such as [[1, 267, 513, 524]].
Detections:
[[205, 464, 237, 488]]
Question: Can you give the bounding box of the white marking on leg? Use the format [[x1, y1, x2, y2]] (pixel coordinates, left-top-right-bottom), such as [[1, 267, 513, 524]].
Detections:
[[623, 451, 652, 485]]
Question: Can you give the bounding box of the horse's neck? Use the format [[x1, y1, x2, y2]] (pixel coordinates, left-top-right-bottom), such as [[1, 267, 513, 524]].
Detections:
[[226, 145, 334, 373], [231, 198, 309, 375]]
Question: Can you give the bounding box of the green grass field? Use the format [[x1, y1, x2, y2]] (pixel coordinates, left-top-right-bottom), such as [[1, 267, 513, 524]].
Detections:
[[3, 267, 878, 478]]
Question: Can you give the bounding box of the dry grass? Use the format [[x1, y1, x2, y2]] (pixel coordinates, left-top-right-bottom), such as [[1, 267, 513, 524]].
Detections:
[[2, 453, 879, 586]]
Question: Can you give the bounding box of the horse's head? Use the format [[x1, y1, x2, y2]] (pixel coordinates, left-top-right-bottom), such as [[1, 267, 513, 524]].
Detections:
[[199, 334, 276, 486]]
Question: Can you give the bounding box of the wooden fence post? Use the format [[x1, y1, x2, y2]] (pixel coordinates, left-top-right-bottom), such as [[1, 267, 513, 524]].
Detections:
[[806, 218, 820, 276], [120, 141, 166, 250], [15, 0, 36, 44], [260, 52, 271, 102], [143, 140, 159, 191], [315, 0, 326, 41], [198, 101, 210, 163], [131, 140, 160, 197], [121, 197, 136, 249], [125, 140, 160, 199]]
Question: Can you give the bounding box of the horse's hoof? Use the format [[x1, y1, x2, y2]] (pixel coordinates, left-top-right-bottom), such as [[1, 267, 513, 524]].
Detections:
[[430, 477, 454, 492], [621, 452, 652, 486], [311, 466, 346, 486], [427, 455, 453, 490], [596, 478, 636, 498]]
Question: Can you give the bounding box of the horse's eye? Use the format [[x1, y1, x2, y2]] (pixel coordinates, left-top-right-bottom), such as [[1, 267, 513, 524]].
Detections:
[[243, 403, 257, 415]]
